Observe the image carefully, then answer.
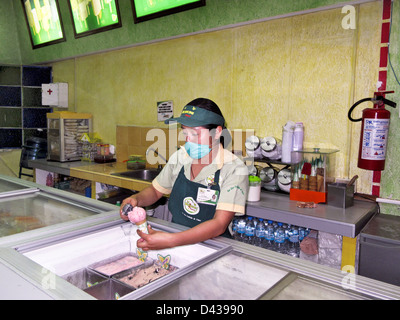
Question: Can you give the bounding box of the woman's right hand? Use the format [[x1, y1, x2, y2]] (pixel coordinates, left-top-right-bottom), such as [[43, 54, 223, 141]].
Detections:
[[119, 196, 139, 220]]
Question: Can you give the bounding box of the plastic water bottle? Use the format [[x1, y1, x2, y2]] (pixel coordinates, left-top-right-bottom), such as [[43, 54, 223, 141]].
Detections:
[[244, 217, 255, 245], [287, 225, 300, 258], [232, 218, 239, 239], [300, 227, 310, 243], [253, 216, 258, 228], [236, 217, 246, 242], [254, 218, 265, 247], [283, 223, 290, 241], [264, 220, 275, 249], [274, 223, 287, 254]]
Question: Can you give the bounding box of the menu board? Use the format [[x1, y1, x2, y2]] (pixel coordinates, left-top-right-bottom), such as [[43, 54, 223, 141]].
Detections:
[[68, 0, 122, 38], [21, 0, 66, 49], [132, 0, 205, 23]]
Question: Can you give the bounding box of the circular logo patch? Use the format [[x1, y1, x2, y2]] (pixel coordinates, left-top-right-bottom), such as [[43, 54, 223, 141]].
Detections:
[[183, 197, 200, 215], [205, 174, 215, 185]]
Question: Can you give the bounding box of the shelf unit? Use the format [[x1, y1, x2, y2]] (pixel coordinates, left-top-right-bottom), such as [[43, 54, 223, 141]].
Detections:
[[0, 65, 53, 149]]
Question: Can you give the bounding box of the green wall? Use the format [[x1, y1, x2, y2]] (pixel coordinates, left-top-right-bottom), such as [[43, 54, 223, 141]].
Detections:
[[0, 0, 21, 64], [5, 0, 358, 64]]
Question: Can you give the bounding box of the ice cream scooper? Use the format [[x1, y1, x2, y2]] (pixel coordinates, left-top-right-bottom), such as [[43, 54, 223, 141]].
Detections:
[[122, 203, 134, 216]]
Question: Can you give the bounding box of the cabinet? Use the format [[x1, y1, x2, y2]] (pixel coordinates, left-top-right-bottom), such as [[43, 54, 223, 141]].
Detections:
[[359, 214, 400, 286], [0, 65, 52, 148], [47, 112, 92, 162]]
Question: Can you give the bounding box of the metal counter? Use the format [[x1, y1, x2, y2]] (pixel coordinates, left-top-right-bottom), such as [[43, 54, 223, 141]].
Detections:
[[246, 191, 377, 238], [0, 216, 399, 300]]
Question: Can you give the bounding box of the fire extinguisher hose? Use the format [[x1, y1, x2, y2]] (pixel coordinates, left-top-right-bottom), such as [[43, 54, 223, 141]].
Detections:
[[347, 98, 373, 122]]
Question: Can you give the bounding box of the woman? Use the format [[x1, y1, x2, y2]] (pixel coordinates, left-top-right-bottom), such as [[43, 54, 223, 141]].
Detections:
[[120, 98, 248, 250]]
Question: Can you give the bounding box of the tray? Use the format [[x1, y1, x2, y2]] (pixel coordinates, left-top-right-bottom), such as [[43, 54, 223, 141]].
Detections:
[[112, 259, 178, 290], [88, 252, 144, 277]]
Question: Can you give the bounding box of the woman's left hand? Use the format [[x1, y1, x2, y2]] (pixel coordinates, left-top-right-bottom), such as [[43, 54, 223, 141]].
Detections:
[[136, 225, 175, 251]]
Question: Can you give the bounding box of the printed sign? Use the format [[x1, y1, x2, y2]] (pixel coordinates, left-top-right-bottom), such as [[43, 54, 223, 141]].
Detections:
[[157, 100, 173, 121]]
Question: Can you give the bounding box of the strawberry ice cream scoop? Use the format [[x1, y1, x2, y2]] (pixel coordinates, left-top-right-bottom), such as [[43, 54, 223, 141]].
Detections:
[[128, 206, 147, 225]]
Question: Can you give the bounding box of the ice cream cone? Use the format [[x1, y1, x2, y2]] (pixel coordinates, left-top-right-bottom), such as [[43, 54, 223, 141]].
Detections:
[[135, 219, 148, 234], [291, 181, 300, 189], [299, 177, 309, 190], [309, 176, 317, 191], [127, 207, 149, 261], [317, 174, 324, 192]]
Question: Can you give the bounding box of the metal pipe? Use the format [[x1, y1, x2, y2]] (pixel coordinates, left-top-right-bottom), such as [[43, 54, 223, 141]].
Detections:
[[376, 197, 400, 206]]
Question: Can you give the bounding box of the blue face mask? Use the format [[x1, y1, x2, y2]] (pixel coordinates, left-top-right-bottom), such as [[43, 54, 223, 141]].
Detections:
[[185, 141, 211, 159]]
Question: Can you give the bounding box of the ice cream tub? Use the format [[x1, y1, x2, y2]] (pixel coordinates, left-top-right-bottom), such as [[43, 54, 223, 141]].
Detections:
[[83, 279, 134, 300], [88, 252, 144, 277], [62, 268, 108, 290], [112, 259, 178, 290]]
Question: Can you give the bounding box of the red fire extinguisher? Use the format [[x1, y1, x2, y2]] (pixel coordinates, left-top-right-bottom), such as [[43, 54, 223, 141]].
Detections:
[[348, 91, 397, 171]]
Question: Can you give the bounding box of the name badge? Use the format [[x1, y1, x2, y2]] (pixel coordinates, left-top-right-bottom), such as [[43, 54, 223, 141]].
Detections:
[[196, 187, 219, 206]]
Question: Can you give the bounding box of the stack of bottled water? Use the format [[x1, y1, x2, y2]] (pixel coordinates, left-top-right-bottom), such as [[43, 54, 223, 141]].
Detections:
[[232, 215, 309, 258]]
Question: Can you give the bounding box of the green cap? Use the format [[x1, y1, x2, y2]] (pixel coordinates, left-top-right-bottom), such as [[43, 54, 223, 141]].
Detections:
[[165, 104, 225, 127]]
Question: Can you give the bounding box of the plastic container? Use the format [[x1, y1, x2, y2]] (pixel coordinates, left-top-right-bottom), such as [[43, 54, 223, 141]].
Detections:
[[127, 154, 146, 170], [260, 136, 282, 160], [260, 167, 279, 192], [281, 121, 295, 163], [277, 168, 292, 193], [292, 122, 304, 163], [245, 136, 262, 159], [290, 148, 339, 203], [247, 175, 261, 201]]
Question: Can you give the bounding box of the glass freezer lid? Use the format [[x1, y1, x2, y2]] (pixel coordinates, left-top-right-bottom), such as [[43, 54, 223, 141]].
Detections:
[[0, 192, 99, 237], [142, 251, 374, 301], [267, 275, 370, 300], [142, 251, 289, 300], [0, 179, 34, 194]]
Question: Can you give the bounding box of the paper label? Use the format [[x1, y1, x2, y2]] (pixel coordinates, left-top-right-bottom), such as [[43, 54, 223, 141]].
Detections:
[[361, 118, 389, 160]]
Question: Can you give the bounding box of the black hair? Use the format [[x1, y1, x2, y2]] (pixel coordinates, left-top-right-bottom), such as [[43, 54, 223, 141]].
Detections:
[[186, 98, 232, 148], [187, 98, 224, 118]]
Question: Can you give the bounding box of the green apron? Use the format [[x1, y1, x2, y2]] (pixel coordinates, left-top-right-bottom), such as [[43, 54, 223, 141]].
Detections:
[[168, 165, 231, 238]]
